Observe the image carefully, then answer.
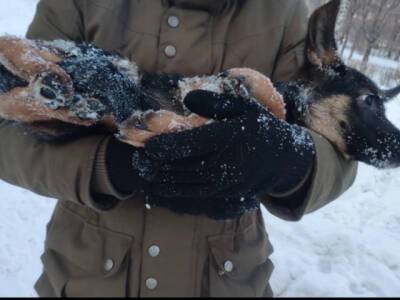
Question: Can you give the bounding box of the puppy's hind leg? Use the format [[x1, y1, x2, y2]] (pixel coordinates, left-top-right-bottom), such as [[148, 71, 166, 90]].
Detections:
[[0, 36, 78, 114], [0, 64, 28, 93], [0, 37, 70, 85], [0, 83, 95, 127]]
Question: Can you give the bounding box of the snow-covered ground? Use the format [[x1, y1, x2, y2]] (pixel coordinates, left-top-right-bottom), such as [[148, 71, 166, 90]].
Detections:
[[1, 0, 400, 297]]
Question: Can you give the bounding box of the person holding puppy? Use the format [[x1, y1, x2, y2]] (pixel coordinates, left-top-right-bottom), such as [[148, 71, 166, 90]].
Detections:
[[0, 0, 357, 297]]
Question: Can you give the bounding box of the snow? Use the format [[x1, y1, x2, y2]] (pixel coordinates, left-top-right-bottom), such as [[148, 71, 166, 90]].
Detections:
[[0, 181, 55, 297], [1, 0, 400, 297], [0, 1, 57, 297], [266, 162, 400, 296], [342, 47, 400, 70], [0, 0, 37, 38]]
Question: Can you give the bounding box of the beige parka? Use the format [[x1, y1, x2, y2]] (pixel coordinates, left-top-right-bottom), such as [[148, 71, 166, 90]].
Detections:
[[0, 0, 357, 297]]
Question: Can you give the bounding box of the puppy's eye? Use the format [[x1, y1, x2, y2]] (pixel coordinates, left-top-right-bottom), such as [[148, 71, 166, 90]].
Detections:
[[359, 94, 379, 106]]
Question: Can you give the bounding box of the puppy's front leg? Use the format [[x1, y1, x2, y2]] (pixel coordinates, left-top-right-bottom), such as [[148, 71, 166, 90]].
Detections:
[[118, 111, 209, 147]]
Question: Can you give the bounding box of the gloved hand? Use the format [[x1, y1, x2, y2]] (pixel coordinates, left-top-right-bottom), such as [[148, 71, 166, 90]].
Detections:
[[135, 90, 316, 219], [106, 137, 257, 220]]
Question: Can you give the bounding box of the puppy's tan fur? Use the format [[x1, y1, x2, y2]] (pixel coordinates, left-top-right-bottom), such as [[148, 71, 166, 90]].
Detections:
[[306, 95, 350, 154]]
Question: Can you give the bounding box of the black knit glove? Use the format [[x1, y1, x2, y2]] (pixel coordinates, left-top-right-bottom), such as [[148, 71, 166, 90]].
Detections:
[[135, 90, 315, 219]]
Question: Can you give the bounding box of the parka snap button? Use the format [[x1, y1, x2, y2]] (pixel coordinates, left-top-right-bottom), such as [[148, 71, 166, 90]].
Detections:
[[104, 258, 114, 272], [146, 278, 158, 290], [164, 45, 177, 58], [168, 15, 180, 28], [148, 245, 160, 257], [224, 260, 234, 273]]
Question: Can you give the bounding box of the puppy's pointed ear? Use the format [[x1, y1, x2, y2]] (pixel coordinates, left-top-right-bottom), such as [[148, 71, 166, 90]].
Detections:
[[306, 0, 341, 67], [383, 85, 400, 102]]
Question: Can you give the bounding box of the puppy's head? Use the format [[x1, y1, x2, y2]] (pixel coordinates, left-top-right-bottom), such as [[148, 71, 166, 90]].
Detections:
[[298, 0, 400, 168]]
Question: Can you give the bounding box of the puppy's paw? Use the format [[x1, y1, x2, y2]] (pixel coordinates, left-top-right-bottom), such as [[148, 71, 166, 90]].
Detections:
[[117, 110, 210, 147], [33, 73, 74, 110], [69, 95, 108, 121], [0, 85, 95, 127], [227, 68, 286, 120], [220, 75, 250, 99], [0, 37, 74, 109]]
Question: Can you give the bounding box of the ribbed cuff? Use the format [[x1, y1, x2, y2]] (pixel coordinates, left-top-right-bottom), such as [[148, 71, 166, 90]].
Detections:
[[90, 137, 137, 211], [269, 163, 313, 198], [271, 130, 315, 195], [104, 137, 143, 195], [260, 130, 358, 221]]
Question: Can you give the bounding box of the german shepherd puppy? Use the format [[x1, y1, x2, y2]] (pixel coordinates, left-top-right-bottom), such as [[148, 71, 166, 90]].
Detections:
[[280, 0, 400, 168], [0, 0, 399, 169]]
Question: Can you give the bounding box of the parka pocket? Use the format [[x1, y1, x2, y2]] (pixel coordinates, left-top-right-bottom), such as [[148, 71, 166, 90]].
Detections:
[[40, 205, 134, 297], [207, 222, 274, 297]]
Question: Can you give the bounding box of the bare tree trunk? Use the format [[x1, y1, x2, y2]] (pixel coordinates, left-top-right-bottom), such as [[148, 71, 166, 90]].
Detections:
[[336, 0, 400, 67], [362, 45, 373, 71], [349, 44, 357, 60], [340, 33, 350, 56], [348, 35, 358, 60]]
